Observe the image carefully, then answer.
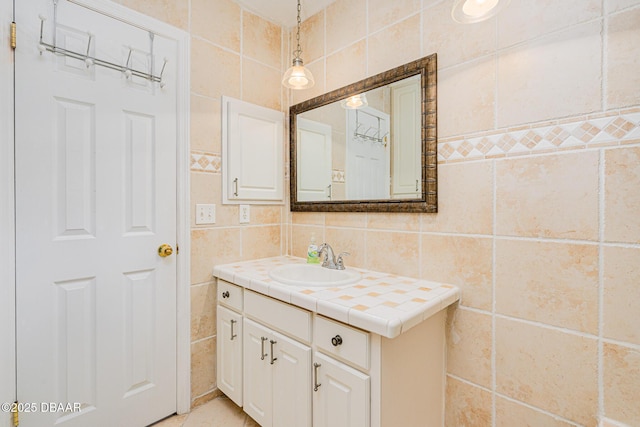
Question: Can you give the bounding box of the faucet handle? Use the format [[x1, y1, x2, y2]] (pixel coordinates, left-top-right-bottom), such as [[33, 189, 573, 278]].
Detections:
[[336, 252, 350, 270]]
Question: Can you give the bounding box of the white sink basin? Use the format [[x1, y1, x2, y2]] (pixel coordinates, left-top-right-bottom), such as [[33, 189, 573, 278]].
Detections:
[[269, 264, 361, 287]]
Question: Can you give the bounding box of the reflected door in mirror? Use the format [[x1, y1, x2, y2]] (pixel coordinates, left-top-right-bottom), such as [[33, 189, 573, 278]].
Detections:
[[346, 108, 390, 200], [297, 118, 332, 201]]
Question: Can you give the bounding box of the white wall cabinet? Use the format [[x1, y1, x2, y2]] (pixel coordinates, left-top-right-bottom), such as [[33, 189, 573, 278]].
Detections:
[[216, 279, 447, 427], [222, 96, 284, 204]]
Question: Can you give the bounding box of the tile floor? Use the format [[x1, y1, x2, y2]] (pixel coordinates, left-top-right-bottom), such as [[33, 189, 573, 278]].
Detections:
[[151, 397, 259, 427]]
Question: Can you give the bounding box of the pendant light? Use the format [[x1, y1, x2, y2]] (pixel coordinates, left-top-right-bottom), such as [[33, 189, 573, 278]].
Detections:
[[451, 0, 510, 24], [340, 93, 368, 110], [282, 0, 315, 90]]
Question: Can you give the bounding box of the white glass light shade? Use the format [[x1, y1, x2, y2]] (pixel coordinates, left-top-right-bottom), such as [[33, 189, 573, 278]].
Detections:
[[282, 61, 315, 90], [451, 0, 510, 23], [340, 93, 368, 110]]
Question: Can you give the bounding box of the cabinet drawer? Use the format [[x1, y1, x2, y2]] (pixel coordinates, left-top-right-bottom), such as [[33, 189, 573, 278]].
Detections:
[[315, 316, 369, 370], [244, 290, 311, 343], [218, 280, 243, 312]]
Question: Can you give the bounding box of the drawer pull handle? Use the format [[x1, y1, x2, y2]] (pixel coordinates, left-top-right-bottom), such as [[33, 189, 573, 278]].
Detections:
[[270, 340, 278, 365], [331, 335, 343, 347], [313, 363, 321, 391], [222, 291, 230, 299], [230, 319, 237, 340], [260, 337, 268, 360]]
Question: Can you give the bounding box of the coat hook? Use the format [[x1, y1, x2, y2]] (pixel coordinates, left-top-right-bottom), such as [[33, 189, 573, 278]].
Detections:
[[123, 47, 133, 78], [84, 32, 94, 67], [38, 14, 47, 55], [159, 57, 168, 88]]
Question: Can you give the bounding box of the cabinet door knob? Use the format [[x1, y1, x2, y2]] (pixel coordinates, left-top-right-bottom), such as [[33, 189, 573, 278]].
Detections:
[[331, 335, 343, 347], [222, 291, 230, 299]]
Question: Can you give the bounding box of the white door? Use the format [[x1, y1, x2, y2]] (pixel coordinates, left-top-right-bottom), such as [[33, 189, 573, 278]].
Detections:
[[346, 108, 390, 200], [243, 319, 273, 427], [217, 306, 243, 406], [391, 76, 421, 199], [272, 331, 312, 427], [313, 352, 370, 427], [15, 1, 178, 426], [0, 2, 16, 426], [297, 118, 332, 201]]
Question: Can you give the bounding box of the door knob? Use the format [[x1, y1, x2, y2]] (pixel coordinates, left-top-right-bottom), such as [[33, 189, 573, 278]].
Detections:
[[158, 244, 173, 257]]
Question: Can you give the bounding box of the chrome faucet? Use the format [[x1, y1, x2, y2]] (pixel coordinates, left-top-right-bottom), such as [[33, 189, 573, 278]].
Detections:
[[318, 243, 350, 270]]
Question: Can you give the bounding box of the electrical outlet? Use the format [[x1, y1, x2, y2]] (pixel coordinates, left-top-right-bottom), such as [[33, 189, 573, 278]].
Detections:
[[239, 204, 250, 224], [196, 204, 216, 224]]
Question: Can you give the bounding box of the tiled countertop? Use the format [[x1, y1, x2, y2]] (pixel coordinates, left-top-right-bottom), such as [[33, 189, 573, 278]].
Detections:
[[213, 256, 460, 339]]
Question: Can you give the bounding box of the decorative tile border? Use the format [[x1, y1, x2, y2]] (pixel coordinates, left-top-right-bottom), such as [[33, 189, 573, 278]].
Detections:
[[191, 151, 221, 173], [190, 109, 640, 170], [438, 108, 640, 163], [332, 169, 345, 182]]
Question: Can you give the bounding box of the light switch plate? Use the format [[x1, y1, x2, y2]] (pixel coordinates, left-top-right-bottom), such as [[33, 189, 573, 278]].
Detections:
[[196, 204, 216, 224], [239, 204, 250, 224]]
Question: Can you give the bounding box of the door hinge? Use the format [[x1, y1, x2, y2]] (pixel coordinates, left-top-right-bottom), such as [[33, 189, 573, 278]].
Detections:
[[10, 22, 16, 49], [12, 401, 18, 427]]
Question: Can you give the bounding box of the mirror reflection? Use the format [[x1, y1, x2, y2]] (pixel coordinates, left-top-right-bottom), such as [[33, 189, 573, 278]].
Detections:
[[297, 75, 421, 202], [290, 53, 437, 213]]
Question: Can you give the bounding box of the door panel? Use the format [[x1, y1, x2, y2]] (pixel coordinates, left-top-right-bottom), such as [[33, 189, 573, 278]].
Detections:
[[346, 108, 390, 200], [124, 112, 156, 234], [217, 306, 243, 406], [272, 332, 312, 427], [15, 1, 178, 425], [54, 98, 96, 238], [391, 76, 421, 198], [223, 96, 284, 202], [313, 352, 370, 427], [54, 277, 97, 410], [243, 319, 273, 427], [297, 118, 332, 201], [122, 269, 156, 398]]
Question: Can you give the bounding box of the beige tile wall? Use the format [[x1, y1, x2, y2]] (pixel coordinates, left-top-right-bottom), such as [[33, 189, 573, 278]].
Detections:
[[116, 0, 288, 407], [115, 0, 639, 423], [289, 0, 640, 425]]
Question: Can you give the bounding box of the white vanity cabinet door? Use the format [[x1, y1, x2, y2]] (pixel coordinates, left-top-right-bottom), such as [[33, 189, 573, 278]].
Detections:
[[243, 318, 312, 427], [272, 330, 312, 427], [217, 306, 243, 407], [244, 318, 274, 427], [313, 352, 370, 427]]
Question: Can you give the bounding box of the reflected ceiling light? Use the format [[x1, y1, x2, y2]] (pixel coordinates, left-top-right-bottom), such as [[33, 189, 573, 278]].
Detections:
[[282, 0, 315, 90], [451, 0, 510, 24], [340, 93, 368, 110]]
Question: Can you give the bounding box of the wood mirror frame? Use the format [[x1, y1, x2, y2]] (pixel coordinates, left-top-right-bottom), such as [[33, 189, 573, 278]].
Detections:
[[289, 53, 437, 213]]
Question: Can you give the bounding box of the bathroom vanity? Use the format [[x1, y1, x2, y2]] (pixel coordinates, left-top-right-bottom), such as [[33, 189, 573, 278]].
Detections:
[[213, 256, 460, 427]]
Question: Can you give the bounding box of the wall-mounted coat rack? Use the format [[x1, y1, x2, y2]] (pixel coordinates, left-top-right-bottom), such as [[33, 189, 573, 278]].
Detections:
[[37, 9, 168, 87], [353, 110, 389, 146]]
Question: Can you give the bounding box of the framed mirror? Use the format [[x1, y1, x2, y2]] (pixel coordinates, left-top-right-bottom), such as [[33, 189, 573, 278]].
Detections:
[[290, 54, 437, 213]]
